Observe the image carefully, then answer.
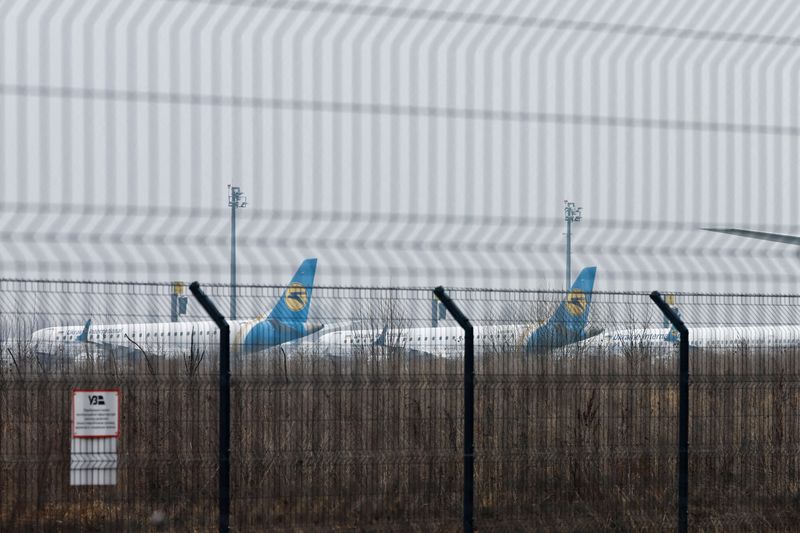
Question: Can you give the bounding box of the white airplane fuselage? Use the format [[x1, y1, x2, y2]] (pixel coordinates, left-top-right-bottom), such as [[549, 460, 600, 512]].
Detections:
[[307, 324, 539, 358], [300, 266, 601, 358], [29, 258, 322, 359], [582, 325, 800, 351], [31, 316, 323, 358], [34, 319, 228, 357]]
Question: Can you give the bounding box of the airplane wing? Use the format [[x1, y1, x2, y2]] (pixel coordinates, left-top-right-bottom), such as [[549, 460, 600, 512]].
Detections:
[[267, 318, 305, 337], [405, 347, 444, 359], [387, 340, 456, 359], [703, 228, 800, 246], [85, 336, 147, 359], [583, 326, 605, 340], [72, 320, 158, 360], [371, 327, 445, 358]]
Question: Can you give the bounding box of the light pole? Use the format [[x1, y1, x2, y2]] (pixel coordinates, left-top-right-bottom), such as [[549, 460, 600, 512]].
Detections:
[[229, 185, 247, 320], [564, 200, 582, 291]]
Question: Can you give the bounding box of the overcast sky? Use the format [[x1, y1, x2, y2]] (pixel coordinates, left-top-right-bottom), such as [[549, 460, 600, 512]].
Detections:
[[2, 0, 799, 292]]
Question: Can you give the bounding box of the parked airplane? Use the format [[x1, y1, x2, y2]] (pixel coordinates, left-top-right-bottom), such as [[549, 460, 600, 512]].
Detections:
[[303, 266, 598, 358], [576, 226, 800, 354], [31, 258, 323, 359], [581, 323, 800, 352], [572, 227, 800, 355]]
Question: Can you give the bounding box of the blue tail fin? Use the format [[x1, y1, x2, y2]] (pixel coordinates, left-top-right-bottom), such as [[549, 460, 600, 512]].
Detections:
[[665, 326, 680, 343], [664, 308, 681, 343], [238, 259, 320, 352], [267, 258, 317, 324], [551, 266, 597, 332], [526, 266, 597, 351]]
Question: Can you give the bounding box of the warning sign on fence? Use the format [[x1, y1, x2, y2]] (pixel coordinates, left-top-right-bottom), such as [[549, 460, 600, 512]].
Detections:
[[72, 389, 120, 438], [71, 389, 120, 485]]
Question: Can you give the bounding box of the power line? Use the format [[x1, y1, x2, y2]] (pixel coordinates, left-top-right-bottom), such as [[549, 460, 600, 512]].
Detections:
[[1, 202, 797, 234], [166, 0, 800, 49], [3, 84, 800, 136]]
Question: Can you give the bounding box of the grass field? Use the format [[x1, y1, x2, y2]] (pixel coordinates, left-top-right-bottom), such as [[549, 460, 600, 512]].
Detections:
[[2, 341, 800, 531]]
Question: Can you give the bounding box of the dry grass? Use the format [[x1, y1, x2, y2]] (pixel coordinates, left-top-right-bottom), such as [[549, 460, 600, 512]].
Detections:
[[2, 341, 800, 531]]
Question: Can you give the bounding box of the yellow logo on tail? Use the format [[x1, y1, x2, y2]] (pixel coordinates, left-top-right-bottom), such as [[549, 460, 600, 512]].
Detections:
[[285, 283, 308, 312], [565, 289, 587, 316]]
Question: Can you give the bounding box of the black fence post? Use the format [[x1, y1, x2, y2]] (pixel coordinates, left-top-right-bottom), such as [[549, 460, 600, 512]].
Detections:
[[650, 291, 689, 533], [190, 282, 231, 533], [433, 286, 474, 533]]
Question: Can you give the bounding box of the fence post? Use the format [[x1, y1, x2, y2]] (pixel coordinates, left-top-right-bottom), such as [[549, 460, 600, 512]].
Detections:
[[650, 291, 689, 533], [190, 282, 231, 533], [433, 286, 474, 533]]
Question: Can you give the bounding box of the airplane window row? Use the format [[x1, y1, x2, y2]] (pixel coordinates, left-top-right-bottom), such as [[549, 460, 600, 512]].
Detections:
[[342, 335, 468, 344], [55, 330, 219, 340]]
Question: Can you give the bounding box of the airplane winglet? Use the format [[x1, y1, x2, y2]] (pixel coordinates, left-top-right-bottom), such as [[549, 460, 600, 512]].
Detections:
[[76, 319, 92, 342], [374, 324, 389, 346]]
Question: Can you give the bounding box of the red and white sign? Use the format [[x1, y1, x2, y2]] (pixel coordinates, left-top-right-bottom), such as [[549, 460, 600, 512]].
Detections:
[[71, 389, 120, 438]]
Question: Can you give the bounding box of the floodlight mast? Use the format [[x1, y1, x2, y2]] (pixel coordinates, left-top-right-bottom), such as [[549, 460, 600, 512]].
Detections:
[[229, 185, 247, 320], [564, 201, 582, 292]]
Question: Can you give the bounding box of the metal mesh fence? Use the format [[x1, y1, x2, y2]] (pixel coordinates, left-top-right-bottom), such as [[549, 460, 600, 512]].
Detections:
[[2, 280, 800, 530]]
